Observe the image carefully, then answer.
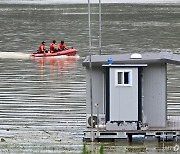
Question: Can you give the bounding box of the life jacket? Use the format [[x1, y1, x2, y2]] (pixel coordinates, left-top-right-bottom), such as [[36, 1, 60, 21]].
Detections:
[[58, 43, 67, 50], [38, 44, 45, 53], [50, 43, 56, 53]]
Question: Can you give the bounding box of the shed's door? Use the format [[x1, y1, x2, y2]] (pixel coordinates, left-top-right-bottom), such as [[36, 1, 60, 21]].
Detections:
[[109, 67, 139, 121]]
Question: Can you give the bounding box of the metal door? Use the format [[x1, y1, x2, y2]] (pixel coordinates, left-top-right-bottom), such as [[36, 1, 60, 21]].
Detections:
[[109, 67, 139, 121]]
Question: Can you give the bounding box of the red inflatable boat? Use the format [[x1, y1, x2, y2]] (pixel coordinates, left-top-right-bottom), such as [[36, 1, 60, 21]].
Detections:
[[30, 48, 77, 57]]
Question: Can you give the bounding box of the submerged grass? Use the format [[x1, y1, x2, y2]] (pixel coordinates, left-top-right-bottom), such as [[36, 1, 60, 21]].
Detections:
[[82, 144, 91, 154], [82, 143, 104, 154], [99, 144, 104, 154]]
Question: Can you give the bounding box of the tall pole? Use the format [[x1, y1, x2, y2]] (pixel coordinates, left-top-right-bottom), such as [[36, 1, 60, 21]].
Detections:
[[99, 0, 102, 55], [88, 0, 94, 142]]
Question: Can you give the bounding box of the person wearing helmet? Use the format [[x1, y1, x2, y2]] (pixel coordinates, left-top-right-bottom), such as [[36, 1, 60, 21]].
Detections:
[[38, 41, 46, 53], [50, 40, 57, 53], [58, 40, 67, 51]]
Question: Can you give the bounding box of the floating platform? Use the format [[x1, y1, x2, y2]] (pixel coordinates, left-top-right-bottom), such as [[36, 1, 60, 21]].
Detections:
[[83, 116, 180, 142]]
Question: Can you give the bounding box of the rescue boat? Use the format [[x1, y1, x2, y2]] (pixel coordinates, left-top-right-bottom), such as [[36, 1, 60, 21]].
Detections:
[[30, 48, 77, 57]]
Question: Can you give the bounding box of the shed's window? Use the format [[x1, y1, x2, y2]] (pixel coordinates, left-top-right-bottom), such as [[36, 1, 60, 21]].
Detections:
[[117, 72, 123, 84], [124, 72, 130, 84], [116, 70, 132, 86]]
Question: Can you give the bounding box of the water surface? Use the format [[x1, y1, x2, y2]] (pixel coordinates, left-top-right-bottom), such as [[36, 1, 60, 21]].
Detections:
[[0, 3, 180, 153]]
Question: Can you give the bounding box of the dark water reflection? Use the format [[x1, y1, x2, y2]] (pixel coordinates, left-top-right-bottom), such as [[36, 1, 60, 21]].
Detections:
[[0, 3, 180, 153]]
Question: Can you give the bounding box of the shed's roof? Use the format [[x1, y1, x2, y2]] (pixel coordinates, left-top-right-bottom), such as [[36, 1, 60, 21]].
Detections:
[[83, 52, 180, 66]]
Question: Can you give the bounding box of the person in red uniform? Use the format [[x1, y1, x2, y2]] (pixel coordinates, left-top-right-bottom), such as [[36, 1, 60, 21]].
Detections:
[[50, 40, 57, 53], [38, 41, 46, 53], [58, 40, 67, 51]]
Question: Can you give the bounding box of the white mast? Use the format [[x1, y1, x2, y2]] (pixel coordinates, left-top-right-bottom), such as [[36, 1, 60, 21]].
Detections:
[[88, 0, 94, 142], [99, 0, 102, 55]]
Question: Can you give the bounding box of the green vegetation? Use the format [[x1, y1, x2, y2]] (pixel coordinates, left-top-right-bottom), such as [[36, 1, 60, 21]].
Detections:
[[82, 143, 104, 154], [99, 144, 104, 154], [82, 144, 91, 154]]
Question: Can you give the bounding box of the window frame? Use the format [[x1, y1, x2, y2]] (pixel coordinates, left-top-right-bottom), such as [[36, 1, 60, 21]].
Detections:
[[115, 69, 132, 87]]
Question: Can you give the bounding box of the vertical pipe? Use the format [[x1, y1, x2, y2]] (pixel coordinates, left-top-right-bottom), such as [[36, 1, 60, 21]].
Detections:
[[99, 0, 102, 55], [138, 67, 142, 130], [88, 0, 94, 142], [96, 104, 99, 138]]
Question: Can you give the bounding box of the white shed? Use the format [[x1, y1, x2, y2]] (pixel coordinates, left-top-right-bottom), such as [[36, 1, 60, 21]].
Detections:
[[83, 52, 180, 132]]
